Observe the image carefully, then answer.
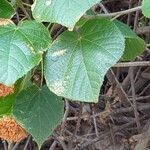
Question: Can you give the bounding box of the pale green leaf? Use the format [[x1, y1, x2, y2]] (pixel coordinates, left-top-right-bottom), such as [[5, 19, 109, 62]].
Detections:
[[142, 0, 150, 18], [0, 20, 51, 86], [31, 0, 101, 29], [44, 19, 125, 103], [13, 85, 64, 147]]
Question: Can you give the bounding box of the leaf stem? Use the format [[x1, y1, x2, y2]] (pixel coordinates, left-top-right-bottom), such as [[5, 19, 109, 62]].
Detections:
[[47, 23, 52, 30], [50, 24, 56, 34], [40, 59, 44, 87]]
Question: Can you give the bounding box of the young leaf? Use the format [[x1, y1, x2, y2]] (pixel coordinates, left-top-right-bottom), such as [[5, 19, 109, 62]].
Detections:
[[114, 20, 146, 61], [44, 19, 125, 103], [31, 0, 101, 30], [13, 85, 64, 147], [0, 0, 15, 19], [142, 0, 150, 18], [0, 20, 51, 86]]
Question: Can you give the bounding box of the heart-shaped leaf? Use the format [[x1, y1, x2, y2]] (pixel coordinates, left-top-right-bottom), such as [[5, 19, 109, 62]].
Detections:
[[0, 20, 51, 86], [44, 19, 125, 103], [31, 0, 100, 29], [13, 85, 64, 147], [114, 20, 146, 61], [142, 0, 150, 18], [0, 0, 15, 19]]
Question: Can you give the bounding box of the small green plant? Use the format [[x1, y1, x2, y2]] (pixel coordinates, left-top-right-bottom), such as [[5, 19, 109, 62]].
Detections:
[[0, 0, 149, 148]]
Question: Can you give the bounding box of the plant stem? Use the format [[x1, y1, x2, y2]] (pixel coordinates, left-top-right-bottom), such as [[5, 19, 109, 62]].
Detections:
[[84, 6, 142, 19], [17, 0, 31, 19], [146, 44, 150, 47], [99, 2, 109, 14], [47, 23, 52, 30], [50, 24, 56, 34], [22, 2, 31, 7], [130, 67, 141, 132], [40, 59, 44, 87], [113, 61, 150, 67], [133, 0, 142, 31], [8, 142, 14, 150]]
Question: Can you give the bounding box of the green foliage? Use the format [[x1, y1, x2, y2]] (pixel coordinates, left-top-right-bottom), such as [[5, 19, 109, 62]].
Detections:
[[0, 79, 22, 117], [0, 94, 16, 117], [44, 19, 125, 102], [142, 0, 150, 18], [114, 20, 146, 61], [31, 0, 101, 30], [0, 0, 15, 18], [75, 18, 88, 28], [13, 85, 64, 147], [0, 20, 51, 86]]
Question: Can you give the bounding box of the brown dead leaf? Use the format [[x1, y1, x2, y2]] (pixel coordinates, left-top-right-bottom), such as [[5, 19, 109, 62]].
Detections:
[[132, 119, 150, 150], [0, 116, 28, 142], [98, 101, 112, 125], [0, 84, 14, 97]]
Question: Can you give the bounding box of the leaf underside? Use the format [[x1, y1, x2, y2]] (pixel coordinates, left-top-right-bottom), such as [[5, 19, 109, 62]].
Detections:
[[32, 0, 101, 29]]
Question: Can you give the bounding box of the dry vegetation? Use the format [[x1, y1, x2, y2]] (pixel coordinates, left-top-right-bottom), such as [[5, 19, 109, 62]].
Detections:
[[0, 0, 150, 149]]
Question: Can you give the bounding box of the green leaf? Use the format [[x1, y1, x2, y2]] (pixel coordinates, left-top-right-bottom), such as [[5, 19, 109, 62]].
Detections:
[[44, 19, 125, 103], [114, 20, 146, 61], [86, 9, 95, 15], [0, 20, 51, 86], [0, 80, 21, 117], [19, 71, 33, 90], [0, 0, 15, 19], [0, 94, 16, 117], [31, 0, 101, 30], [142, 0, 150, 18], [13, 85, 64, 147], [75, 18, 88, 28]]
